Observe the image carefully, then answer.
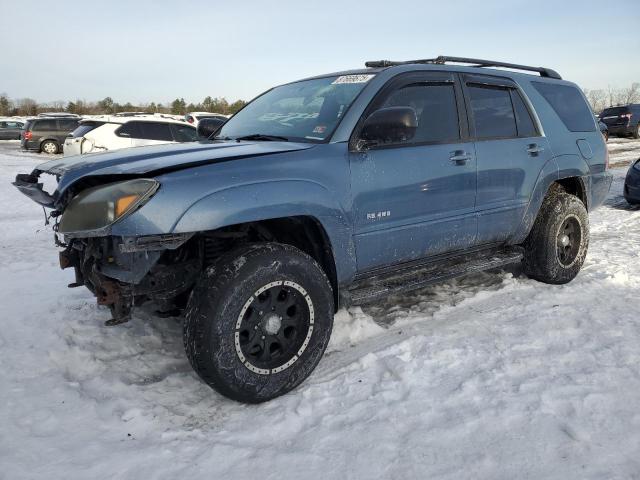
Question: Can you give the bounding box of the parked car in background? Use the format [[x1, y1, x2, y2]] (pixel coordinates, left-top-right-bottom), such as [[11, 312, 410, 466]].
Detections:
[[0, 120, 25, 140], [63, 116, 198, 156], [185, 112, 229, 127], [21, 117, 80, 154], [624, 158, 640, 205], [599, 104, 640, 138]]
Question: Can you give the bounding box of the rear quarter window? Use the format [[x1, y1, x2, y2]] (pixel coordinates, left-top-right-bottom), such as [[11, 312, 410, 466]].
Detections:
[[532, 82, 595, 132]]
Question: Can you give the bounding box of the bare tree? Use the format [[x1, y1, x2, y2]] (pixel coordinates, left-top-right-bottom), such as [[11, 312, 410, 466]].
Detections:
[[622, 83, 640, 104], [15, 98, 38, 116], [584, 89, 607, 113]]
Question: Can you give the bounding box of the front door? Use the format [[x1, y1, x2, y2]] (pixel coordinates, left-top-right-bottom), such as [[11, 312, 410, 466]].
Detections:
[[350, 72, 477, 272]]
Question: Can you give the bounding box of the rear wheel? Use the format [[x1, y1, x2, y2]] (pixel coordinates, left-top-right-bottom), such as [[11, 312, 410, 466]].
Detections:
[[184, 243, 334, 403], [523, 188, 589, 284], [41, 140, 59, 154]]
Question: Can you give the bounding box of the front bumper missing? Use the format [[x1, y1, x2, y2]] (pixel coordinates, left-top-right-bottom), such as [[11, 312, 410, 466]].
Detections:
[[60, 233, 199, 325]]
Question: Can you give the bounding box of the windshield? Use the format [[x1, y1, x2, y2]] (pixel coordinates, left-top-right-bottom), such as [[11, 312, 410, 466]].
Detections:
[[216, 74, 375, 142]]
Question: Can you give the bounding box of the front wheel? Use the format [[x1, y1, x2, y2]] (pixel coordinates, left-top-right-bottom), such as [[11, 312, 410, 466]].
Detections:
[[184, 243, 334, 403], [523, 190, 589, 284]]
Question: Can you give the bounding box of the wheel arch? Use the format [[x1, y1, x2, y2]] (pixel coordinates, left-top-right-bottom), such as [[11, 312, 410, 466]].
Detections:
[[197, 216, 341, 311]]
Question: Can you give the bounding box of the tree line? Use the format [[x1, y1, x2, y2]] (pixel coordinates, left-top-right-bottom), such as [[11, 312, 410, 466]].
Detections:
[[1, 82, 639, 118], [0, 94, 247, 117], [583, 83, 639, 114]]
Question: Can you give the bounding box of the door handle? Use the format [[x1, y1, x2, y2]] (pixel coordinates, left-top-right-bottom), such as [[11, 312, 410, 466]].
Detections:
[[449, 150, 471, 165], [527, 143, 544, 156]]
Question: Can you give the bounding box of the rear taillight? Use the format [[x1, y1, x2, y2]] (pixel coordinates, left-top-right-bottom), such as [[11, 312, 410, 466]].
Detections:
[[187, 118, 194, 124], [24, 131, 32, 140]]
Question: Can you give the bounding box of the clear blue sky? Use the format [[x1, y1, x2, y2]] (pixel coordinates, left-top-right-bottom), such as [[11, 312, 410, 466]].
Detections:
[[1, 0, 638, 104]]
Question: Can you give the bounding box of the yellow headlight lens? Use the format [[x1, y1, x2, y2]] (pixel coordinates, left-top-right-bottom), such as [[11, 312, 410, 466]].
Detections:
[[115, 194, 140, 218]]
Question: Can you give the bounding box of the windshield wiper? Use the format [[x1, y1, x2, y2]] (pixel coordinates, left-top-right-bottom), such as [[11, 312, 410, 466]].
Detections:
[[234, 134, 289, 142]]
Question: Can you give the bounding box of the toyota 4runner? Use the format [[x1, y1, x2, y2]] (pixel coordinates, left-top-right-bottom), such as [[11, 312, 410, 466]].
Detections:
[[13, 56, 613, 403]]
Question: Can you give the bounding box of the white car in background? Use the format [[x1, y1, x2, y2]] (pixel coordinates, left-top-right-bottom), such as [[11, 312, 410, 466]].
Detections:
[[184, 111, 229, 127], [63, 116, 198, 156]]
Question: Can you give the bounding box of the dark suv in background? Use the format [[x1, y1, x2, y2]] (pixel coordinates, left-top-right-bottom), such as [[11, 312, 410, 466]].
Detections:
[[21, 117, 80, 154], [599, 104, 640, 138]]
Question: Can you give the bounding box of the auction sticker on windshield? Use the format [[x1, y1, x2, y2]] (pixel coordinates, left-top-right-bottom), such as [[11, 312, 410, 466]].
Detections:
[[331, 74, 375, 84]]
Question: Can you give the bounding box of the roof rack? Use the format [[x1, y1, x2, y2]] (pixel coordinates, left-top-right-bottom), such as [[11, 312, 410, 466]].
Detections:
[[365, 55, 562, 80]]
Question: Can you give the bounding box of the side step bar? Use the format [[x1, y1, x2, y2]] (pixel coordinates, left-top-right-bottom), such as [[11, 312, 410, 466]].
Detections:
[[347, 246, 524, 306]]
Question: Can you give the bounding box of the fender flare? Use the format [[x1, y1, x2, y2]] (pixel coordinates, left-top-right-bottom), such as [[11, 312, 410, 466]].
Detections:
[[171, 179, 357, 284]]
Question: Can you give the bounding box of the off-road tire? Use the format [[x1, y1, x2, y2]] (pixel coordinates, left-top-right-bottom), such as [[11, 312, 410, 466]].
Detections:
[[523, 188, 589, 284], [41, 140, 59, 154], [183, 243, 334, 403]]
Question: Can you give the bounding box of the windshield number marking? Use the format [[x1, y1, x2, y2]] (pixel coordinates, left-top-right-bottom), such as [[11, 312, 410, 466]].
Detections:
[[332, 74, 375, 85]]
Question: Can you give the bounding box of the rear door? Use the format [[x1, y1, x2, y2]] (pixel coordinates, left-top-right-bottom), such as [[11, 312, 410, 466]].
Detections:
[[349, 71, 477, 272], [462, 74, 552, 244]]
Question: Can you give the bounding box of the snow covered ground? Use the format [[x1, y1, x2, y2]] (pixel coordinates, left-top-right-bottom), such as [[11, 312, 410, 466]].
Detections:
[[1, 138, 639, 479]]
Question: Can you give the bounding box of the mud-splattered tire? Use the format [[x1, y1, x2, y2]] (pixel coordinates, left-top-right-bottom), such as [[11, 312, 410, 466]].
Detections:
[[183, 243, 334, 403], [523, 188, 589, 284]]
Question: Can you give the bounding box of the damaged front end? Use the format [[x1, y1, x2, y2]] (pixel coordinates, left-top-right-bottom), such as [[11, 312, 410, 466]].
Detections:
[[59, 233, 200, 325], [14, 168, 204, 325]]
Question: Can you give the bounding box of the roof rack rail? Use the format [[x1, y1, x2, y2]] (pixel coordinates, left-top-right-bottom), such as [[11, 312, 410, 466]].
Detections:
[[365, 55, 562, 80]]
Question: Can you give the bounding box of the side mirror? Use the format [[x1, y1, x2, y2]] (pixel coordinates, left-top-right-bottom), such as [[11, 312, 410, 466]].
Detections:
[[359, 106, 417, 148], [197, 117, 227, 139]]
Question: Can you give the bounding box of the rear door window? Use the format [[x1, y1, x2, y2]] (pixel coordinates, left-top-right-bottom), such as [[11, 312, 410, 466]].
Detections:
[[468, 85, 517, 139], [532, 82, 595, 132], [116, 122, 141, 138], [510, 90, 538, 137], [138, 122, 173, 141], [170, 124, 198, 142]]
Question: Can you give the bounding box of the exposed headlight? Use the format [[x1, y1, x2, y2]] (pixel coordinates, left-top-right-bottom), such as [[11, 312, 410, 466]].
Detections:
[[58, 179, 159, 234]]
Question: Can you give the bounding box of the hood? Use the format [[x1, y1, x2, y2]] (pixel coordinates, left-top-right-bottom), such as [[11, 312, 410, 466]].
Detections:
[[14, 140, 316, 209], [41, 140, 315, 191]]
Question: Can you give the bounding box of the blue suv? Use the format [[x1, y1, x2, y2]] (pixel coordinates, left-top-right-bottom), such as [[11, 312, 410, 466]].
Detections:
[[14, 56, 612, 403]]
